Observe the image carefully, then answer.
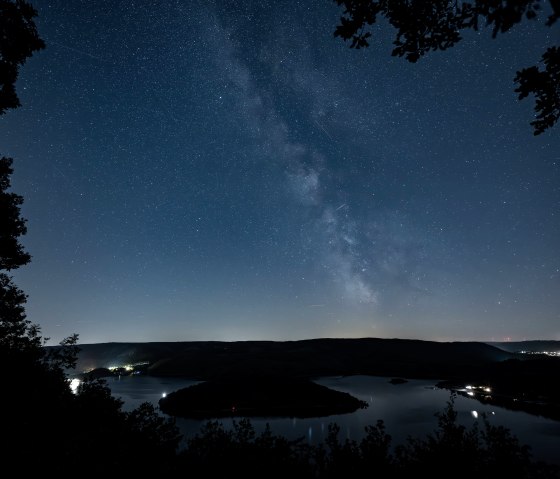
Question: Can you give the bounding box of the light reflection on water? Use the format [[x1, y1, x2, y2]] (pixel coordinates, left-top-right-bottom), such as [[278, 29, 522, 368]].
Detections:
[[103, 375, 200, 411], [105, 374, 560, 466]]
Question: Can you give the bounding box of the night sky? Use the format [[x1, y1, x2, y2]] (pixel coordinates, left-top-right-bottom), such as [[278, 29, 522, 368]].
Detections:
[[2, 0, 559, 345]]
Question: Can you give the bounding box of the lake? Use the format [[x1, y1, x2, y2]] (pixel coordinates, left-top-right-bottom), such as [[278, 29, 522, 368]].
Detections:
[[104, 374, 560, 466]]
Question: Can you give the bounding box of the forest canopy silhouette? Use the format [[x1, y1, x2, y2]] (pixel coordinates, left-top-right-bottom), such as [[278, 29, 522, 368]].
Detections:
[[333, 0, 560, 135]]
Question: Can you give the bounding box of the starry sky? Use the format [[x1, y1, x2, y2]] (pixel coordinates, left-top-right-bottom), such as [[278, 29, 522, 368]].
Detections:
[[2, 0, 559, 345]]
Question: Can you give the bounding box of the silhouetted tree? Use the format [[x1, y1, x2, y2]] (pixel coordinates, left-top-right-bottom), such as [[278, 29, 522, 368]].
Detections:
[[179, 419, 315, 478], [0, 156, 30, 269], [393, 394, 559, 478], [0, 0, 44, 114], [515, 46, 560, 135], [0, 4, 40, 337], [333, 0, 560, 135], [64, 377, 181, 474], [174, 399, 559, 478], [0, 156, 37, 354], [0, 2, 43, 359], [0, 2, 182, 474]]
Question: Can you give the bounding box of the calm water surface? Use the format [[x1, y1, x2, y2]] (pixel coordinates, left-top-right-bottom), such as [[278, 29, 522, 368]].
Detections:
[[105, 374, 560, 466]]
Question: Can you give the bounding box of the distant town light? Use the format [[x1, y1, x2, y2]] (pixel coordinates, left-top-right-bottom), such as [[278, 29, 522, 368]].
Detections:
[[162, 392, 167, 398], [471, 410, 478, 418]]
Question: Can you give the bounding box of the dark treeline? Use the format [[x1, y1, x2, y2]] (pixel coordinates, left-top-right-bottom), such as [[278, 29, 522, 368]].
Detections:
[[175, 399, 560, 479]]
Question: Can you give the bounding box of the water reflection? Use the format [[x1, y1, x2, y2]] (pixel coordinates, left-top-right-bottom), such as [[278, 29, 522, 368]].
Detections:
[[105, 375, 199, 411], [104, 374, 560, 466]]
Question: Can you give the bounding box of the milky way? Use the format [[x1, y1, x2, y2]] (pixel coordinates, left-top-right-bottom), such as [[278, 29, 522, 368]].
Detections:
[[2, 0, 559, 344]]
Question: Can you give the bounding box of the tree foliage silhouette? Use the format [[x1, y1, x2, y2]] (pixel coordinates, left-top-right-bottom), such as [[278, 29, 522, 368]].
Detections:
[[0, 0, 44, 114], [391, 394, 559, 478], [175, 399, 559, 478], [333, 0, 560, 135], [0, 156, 36, 352], [0, 2, 182, 474]]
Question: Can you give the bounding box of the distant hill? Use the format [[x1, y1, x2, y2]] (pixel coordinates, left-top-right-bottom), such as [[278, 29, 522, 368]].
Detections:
[[62, 337, 514, 381], [487, 340, 560, 354], [55, 337, 560, 422]]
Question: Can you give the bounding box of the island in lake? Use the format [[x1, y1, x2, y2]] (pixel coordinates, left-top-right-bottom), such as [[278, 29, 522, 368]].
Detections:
[[158, 375, 368, 419]]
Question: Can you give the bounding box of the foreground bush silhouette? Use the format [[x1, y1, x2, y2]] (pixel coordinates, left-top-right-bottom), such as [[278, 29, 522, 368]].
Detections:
[[0, 323, 182, 475], [174, 396, 559, 478], [391, 395, 559, 479], [177, 418, 315, 478]]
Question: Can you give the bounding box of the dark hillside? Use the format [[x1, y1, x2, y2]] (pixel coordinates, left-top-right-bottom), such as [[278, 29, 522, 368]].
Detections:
[[48, 337, 560, 422], [67, 337, 513, 380]]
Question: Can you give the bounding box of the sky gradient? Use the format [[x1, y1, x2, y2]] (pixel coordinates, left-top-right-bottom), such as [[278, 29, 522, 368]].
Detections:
[[2, 0, 559, 344]]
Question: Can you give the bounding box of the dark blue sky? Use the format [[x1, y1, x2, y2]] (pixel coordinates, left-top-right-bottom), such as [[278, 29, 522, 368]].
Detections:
[[2, 0, 559, 344]]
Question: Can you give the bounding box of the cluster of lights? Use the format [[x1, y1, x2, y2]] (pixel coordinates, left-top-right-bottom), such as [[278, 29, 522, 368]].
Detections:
[[108, 365, 133, 372], [107, 361, 150, 372], [519, 350, 560, 357], [464, 385, 492, 397]]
